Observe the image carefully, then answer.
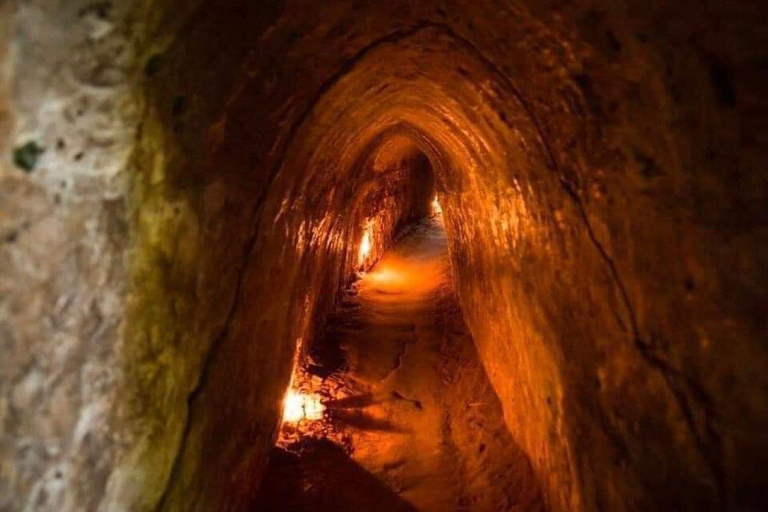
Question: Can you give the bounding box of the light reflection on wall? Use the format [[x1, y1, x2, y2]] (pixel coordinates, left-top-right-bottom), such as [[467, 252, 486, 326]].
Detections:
[[358, 220, 374, 268], [431, 195, 442, 216]]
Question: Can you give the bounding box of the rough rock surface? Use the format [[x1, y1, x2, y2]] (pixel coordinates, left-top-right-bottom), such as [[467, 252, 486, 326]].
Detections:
[[0, 0, 766, 511]]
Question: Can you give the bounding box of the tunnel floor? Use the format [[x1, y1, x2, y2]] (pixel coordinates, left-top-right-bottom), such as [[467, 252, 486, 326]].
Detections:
[[253, 217, 544, 512]]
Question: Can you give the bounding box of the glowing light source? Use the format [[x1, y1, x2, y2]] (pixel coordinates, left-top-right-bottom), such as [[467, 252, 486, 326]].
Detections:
[[282, 390, 325, 423], [431, 195, 442, 215], [358, 221, 373, 266]]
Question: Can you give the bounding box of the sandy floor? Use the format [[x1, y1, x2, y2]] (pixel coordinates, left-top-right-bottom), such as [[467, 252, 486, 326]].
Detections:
[[254, 217, 544, 512]]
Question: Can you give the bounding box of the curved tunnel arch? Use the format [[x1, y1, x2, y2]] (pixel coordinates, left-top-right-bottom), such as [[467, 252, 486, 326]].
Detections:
[[254, 26, 584, 510], [152, 22, 709, 512], [138, 7, 751, 510]]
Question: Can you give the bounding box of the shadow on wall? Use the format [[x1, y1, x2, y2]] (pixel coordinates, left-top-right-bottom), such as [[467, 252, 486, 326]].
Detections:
[[252, 440, 418, 512]]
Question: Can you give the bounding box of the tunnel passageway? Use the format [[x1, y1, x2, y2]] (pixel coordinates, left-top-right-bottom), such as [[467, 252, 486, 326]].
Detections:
[[2, 2, 766, 512], [255, 216, 544, 512]]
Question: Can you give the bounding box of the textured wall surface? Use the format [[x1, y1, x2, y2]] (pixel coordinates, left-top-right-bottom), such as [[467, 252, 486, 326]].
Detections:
[[0, 1, 142, 509], [1, 0, 766, 511]]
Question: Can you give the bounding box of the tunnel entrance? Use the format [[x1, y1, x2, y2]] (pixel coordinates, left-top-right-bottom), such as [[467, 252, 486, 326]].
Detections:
[[253, 215, 544, 512]]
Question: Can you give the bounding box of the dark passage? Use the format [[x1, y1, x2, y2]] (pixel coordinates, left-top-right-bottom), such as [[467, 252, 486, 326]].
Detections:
[[254, 218, 544, 512]]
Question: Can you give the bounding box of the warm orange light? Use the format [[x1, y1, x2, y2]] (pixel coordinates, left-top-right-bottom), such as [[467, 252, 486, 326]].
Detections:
[[431, 195, 442, 215], [369, 268, 398, 284], [358, 221, 373, 266], [282, 390, 325, 423]]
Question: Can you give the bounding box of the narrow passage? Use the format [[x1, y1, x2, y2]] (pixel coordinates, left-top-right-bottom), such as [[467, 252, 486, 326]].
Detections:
[[253, 217, 544, 512]]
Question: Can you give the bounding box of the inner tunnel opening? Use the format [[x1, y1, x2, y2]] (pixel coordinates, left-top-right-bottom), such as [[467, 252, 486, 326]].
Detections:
[[262, 214, 544, 512], [256, 145, 542, 511]]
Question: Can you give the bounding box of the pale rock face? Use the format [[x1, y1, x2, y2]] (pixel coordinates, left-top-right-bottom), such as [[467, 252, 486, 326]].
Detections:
[[1, 1, 766, 511]]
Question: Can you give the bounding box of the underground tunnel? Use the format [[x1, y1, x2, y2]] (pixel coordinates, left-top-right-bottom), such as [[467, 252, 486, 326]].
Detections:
[[1, 1, 767, 511]]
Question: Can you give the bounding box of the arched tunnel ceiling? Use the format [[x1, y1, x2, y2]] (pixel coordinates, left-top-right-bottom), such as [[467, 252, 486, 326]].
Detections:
[[1, 1, 766, 512], [141, 5, 768, 510]]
